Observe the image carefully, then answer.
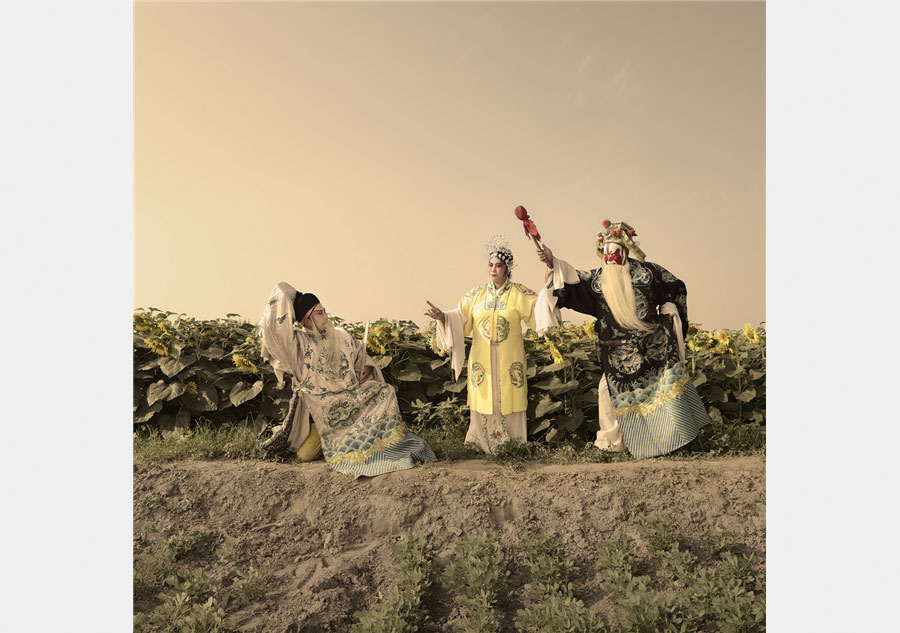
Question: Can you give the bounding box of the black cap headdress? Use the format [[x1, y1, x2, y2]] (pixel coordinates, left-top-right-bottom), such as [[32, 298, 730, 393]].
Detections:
[[292, 291, 320, 323]]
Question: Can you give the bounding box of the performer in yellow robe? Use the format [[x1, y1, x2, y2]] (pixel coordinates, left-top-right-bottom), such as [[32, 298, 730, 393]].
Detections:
[[425, 237, 538, 453]]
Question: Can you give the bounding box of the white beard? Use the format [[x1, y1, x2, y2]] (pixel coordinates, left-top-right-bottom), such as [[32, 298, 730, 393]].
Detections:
[[600, 260, 652, 332]]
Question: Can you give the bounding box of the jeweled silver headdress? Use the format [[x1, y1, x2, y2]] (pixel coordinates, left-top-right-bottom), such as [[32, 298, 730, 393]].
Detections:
[[485, 234, 515, 270]]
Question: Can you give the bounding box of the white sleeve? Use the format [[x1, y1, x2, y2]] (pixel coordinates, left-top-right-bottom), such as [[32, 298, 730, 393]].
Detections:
[[534, 257, 582, 334], [435, 309, 466, 381], [659, 302, 686, 362]]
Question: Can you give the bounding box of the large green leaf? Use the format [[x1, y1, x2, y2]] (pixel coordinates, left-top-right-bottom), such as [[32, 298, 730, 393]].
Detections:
[[163, 382, 186, 401], [198, 346, 226, 360], [214, 374, 245, 391], [704, 386, 727, 403], [443, 377, 467, 393], [548, 379, 579, 396], [736, 388, 757, 403], [535, 396, 563, 418], [531, 377, 561, 390], [134, 400, 162, 423], [229, 380, 264, 407], [538, 362, 569, 374], [182, 384, 219, 412], [135, 358, 160, 371], [372, 355, 393, 369], [395, 366, 422, 382], [147, 380, 168, 405], [159, 354, 197, 378]]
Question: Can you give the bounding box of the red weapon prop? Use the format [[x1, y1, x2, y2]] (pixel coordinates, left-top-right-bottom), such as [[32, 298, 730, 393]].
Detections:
[[514, 205, 544, 250]]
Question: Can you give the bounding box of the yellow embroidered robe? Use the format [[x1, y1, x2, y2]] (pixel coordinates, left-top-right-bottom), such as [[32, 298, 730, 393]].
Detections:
[[457, 280, 537, 416]]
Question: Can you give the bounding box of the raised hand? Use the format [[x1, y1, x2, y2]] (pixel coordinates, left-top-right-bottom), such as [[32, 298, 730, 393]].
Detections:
[[424, 300, 445, 325], [537, 243, 554, 268]]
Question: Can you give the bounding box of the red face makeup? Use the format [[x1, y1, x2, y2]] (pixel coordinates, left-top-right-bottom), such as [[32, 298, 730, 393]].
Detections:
[[603, 243, 625, 266]]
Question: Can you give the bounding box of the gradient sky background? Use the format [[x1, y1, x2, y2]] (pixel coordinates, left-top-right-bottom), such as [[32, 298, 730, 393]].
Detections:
[[135, 0, 764, 330]]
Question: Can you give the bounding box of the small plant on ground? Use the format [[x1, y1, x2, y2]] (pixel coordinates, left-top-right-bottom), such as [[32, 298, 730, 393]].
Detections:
[[216, 534, 242, 563], [352, 532, 435, 633], [134, 547, 178, 600], [515, 533, 606, 633], [595, 513, 765, 633], [139, 589, 227, 633], [230, 560, 271, 606], [167, 529, 219, 561], [163, 568, 220, 605], [442, 534, 510, 633]]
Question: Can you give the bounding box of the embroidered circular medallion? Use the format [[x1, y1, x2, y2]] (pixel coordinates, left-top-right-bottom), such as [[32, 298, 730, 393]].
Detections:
[[479, 314, 511, 342], [509, 361, 525, 388], [629, 261, 652, 286], [470, 362, 486, 386], [609, 344, 643, 374]]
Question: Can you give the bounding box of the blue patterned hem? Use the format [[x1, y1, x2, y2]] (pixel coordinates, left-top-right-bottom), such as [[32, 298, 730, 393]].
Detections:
[[326, 433, 436, 478], [617, 381, 711, 459]]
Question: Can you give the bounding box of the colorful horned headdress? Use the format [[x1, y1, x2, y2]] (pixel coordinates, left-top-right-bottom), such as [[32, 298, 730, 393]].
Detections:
[[485, 234, 515, 270], [596, 219, 646, 262]]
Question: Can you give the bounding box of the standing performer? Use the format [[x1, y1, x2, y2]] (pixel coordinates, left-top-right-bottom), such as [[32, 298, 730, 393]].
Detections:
[[425, 237, 538, 454], [535, 220, 710, 459], [257, 282, 436, 477]]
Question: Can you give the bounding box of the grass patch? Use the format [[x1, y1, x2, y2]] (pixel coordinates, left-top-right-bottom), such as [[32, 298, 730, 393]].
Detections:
[[134, 422, 273, 462], [134, 416, 763, 465]]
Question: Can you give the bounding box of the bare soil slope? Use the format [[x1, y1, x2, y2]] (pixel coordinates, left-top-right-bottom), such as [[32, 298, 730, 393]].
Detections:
[[134, 456, 765, 631]]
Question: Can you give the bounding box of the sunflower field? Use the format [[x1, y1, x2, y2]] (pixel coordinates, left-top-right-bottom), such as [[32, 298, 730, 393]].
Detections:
[[134, 309, 765, 450]]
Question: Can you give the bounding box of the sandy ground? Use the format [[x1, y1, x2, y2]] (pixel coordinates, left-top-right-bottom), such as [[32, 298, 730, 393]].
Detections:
[[134, 455, 765, 631]]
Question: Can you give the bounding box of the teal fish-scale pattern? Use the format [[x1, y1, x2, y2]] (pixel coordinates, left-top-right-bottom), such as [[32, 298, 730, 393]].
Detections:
[[328, 433, 436, 479], [617, 381, 711, 459]]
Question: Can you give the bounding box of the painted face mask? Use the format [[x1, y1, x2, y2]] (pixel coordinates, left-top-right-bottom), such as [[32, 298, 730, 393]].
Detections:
[[603, 242, 626, 266]]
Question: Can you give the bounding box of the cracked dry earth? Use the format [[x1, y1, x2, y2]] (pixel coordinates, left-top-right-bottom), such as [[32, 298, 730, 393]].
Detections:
[[134, 455, 765, 631]]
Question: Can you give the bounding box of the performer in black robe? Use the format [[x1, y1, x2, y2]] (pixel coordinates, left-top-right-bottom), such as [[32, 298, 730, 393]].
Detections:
[[534, 220, 710, 459]]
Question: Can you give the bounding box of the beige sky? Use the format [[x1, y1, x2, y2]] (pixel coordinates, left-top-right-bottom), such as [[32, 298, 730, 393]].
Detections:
[[135, 1, 764, 331]]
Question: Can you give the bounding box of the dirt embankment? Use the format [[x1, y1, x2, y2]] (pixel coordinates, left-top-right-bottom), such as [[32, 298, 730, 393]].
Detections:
[[134, 456, 765, 631]]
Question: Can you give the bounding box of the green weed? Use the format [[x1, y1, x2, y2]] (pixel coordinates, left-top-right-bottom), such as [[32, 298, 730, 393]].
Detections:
[[230, 561, 271, 606], [442, 534, 509, 633], [516, 534, 606, 633], [352, 532, 434, 633]]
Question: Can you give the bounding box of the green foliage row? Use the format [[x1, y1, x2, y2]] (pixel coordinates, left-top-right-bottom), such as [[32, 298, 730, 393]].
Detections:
[[352, 533, 435, 633], [134, 308, 765, 448], [596, 511, 766, 633], [517, 534, 606, 633], [442, 535, 510, 633], [133, 528, 270, 633], [348, 520, 765, 633]]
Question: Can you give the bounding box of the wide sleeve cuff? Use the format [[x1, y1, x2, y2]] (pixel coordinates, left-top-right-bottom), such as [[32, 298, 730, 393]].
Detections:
[[435, 309, 466, 381], [535, 257, 582, 334], [659, 302, 685, 362]]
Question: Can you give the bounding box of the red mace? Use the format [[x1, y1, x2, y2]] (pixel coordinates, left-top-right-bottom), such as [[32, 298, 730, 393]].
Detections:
[[514, 205, 544, 250]]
